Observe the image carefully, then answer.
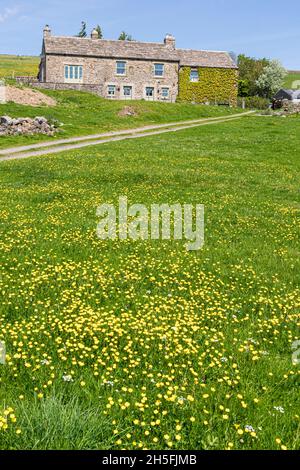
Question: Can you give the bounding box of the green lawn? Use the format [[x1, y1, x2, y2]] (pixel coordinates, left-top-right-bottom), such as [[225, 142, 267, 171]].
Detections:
[[0, 55, 39, 79], [0, 115, 299, 450], [0, 89, 243, 150], [283, 71, 300, 89]]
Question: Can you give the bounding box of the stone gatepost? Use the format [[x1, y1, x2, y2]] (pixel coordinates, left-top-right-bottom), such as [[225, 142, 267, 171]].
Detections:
[[0, 80, 6, 104]]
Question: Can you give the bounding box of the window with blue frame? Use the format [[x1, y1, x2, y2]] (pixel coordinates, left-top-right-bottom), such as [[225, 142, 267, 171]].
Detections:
[[161, 87, 169, 98]]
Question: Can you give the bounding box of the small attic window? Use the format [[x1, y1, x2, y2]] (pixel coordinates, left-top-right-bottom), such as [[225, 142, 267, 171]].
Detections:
[[190, 69, 199, 82]]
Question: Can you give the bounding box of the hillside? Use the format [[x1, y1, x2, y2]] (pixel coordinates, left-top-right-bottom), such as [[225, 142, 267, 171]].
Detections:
[[0, 87, 242, 149], [283, 70, 300, 89], [0, 55, 39, 79]]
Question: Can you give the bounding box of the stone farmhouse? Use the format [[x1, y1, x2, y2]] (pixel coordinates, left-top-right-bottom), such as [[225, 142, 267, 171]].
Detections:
[[38, 26, 238, 105]]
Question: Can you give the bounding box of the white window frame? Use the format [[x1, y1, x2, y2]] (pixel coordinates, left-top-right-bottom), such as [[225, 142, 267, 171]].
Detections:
[[107, 84, 116, 98], [154, 63, 164, 77], [190, 68, 199, 83], [145, 86, 155, 100], [116, 61, 127, 76], [123, 85, 133, 99], [161, 87, 170, 99], [64, 65, 83, 83]]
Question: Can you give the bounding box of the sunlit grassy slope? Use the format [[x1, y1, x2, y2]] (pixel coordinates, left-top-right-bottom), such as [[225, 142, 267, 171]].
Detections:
[[283, 71, 300, 89], [0, 88, 242, 149], [0, 55, 39, 79], [0, 115, 299, 450]]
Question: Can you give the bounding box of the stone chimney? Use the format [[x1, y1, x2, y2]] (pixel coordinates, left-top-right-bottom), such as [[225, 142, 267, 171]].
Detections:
[[43, 25, 51, 38], [91, 28, 99, 40], [164, 34, 176, 49]]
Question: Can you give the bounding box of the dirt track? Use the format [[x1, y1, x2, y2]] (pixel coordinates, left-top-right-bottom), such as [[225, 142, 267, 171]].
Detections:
[[0, 111, 254, 162]]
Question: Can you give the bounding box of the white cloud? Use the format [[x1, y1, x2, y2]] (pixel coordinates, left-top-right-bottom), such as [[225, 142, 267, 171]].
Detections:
[[0, 6, 19, 24]]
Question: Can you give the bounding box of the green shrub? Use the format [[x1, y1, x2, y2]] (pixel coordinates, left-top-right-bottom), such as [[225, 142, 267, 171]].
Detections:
[[238, 79, 250, 97], [237, 96, 270, 110]]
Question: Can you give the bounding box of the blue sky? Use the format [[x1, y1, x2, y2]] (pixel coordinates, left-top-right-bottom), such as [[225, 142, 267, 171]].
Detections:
[[0, 0, 300, 69]]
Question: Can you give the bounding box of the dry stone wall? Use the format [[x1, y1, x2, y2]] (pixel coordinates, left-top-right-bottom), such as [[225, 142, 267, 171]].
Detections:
[[0, 116, 57, 136], [282, 99, 300, 113]]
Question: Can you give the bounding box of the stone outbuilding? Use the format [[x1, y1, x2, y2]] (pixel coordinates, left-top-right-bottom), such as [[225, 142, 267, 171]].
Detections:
[[273, 89, 300, 112], [273, 89, 300, 102]]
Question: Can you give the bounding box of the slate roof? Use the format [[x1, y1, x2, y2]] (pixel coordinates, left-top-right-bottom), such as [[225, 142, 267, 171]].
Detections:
[[43, 36, 237, 69], [274, 89, 300, 100], [177, 48, 236, 68]]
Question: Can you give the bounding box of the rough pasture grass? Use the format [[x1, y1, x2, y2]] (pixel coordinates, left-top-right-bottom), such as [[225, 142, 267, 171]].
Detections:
[[283, 71, 300, 89], [0, 55, 39, 79], [0, 89, 242, 150], [0, 116, 299, 450]]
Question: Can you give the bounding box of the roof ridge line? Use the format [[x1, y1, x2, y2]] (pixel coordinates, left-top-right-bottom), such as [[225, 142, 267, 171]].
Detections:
[[177, 47, 230, 54], [47, 35, 166, 47], [47, 36, 232, 55]]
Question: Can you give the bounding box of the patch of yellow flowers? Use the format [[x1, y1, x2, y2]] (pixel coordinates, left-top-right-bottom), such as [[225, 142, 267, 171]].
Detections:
[[0, 407, 20, 435], [0, 247, 299, 449], [0, 172, 299, 450]]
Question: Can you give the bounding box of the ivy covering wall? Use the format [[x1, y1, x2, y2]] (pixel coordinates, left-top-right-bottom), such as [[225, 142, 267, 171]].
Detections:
[[178, 67, 238, 106]]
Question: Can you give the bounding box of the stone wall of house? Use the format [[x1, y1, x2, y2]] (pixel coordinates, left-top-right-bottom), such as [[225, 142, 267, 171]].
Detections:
[[44, 55, 179, 102]]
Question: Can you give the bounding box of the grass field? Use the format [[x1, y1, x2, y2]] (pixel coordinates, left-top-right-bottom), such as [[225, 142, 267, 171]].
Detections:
[[0, 55, 39, 79], [283, 71, 300, 89], [0, 113, 299, 450], [0, 89, 243, 150]]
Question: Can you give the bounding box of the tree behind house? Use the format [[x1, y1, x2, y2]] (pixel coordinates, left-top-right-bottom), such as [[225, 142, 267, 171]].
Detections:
[[119, 31, 133, 41], [95, 25, 103, 39], [238, 54, 269, 96], [77, 21, 87, 38], [256, 60, 287, 98]]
